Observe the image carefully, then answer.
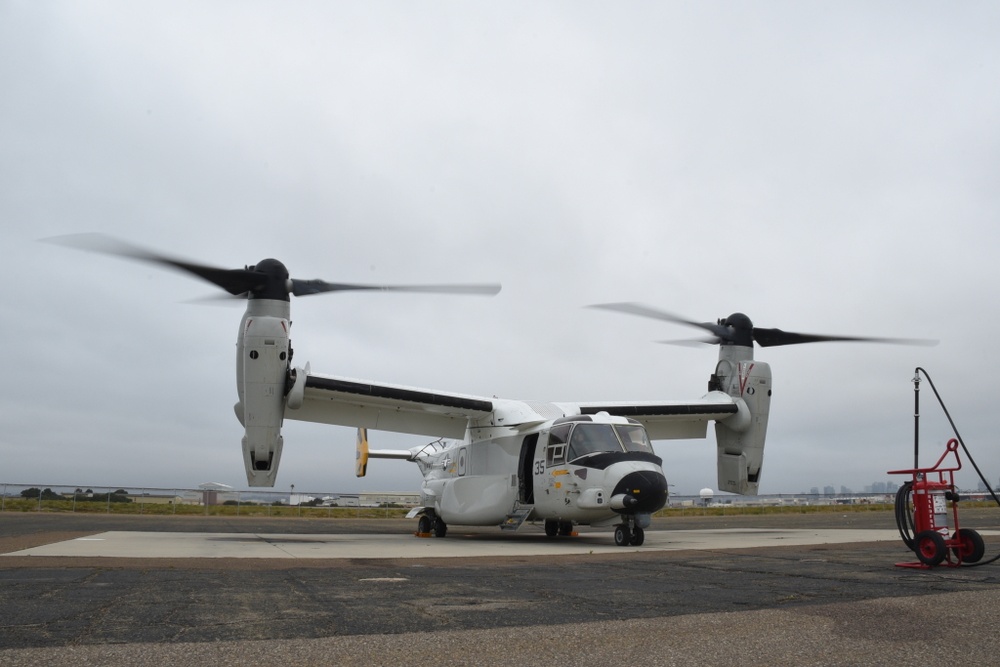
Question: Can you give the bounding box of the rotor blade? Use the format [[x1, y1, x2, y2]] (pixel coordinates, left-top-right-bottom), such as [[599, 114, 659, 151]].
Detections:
[[181, 293, 249, 305], [589, 302, 732, 339], [656, 337, 722, 347], [291, 278, 501, 297], [752, 327, 938, 348], [43, 233, 265, 295]]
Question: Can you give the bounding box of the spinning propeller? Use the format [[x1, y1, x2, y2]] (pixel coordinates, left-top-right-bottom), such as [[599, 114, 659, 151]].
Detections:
[[590, 302, 937, 348], [45, 233, 502, 301]]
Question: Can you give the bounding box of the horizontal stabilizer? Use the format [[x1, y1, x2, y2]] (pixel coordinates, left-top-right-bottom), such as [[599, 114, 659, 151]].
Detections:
[[369, 449, 415, 460]]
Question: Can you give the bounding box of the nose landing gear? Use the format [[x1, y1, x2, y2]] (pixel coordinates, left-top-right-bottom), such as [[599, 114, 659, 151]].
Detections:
[[614, 515, 646, 546]]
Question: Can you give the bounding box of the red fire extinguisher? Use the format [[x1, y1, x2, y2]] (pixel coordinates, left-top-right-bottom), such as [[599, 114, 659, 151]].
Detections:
[[889, 439, 984, 568]]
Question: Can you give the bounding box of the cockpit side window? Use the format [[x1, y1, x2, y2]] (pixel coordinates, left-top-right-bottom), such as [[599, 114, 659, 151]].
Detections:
[[548, 424, 570, 446], [568, 424, 623, 461], [616, 424, 654, 453], [546, 424, 571, 467]]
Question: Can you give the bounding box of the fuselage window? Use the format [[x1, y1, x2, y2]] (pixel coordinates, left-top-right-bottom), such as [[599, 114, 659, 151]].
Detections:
[[545, 424, 571, 467], [546, 444, 566, 467]]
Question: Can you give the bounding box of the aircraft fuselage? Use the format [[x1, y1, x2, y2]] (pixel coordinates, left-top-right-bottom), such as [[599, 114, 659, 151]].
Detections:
[[413, 413, 668, 531]]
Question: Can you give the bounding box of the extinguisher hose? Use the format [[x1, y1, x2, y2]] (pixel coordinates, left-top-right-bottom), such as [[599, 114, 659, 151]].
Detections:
[[894, 481, 915, 551], [917, 369, 1000, 507]]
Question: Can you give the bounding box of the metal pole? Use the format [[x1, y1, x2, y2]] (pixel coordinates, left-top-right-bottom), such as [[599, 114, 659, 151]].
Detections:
[[914, 372, 920, 469]]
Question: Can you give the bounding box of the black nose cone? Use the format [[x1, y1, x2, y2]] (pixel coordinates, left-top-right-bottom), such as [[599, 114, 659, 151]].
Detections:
[[613, 470, 668, 513]]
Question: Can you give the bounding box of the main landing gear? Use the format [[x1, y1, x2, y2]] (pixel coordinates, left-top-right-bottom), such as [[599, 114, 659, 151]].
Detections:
[[416, 512, 447, 538], [614, 517, 645, 547], [544, 519, 575, 537]]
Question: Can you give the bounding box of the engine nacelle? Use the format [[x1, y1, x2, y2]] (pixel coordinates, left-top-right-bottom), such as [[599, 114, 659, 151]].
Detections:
[[714, 353, 772, 495], [238, 314, 290, 487], [285, 363, 309, 411]]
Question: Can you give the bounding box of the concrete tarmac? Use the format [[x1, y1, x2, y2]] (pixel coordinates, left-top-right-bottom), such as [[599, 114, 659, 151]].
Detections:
[[3, 510, 1000, 666]]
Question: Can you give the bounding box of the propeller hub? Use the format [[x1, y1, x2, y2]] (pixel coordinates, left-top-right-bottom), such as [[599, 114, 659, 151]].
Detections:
[[247, 258, 291, 301], [719, 312, 754, 347]]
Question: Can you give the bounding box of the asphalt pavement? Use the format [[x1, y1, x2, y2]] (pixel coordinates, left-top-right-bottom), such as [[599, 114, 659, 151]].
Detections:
[[2, 509, 1000, 666]]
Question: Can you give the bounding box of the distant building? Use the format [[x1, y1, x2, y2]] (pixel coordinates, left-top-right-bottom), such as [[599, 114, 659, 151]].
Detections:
[[318, 492, 420, 507], [361, 492, 420, 507], [198, 482, 233, 506]]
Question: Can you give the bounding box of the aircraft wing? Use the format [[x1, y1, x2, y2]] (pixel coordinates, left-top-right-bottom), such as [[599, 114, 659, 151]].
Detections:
[[560, 391, 739, 440], [286, 369, 739, 442], [284, 372, 496, 439]]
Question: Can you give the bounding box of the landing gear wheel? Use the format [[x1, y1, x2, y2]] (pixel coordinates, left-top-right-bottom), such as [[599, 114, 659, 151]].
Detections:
[[614, 524, 632, 547], [434, 518, 448, 538], [952, 528, 985, 563], [544, 520, 559, 537], [558, 521, 573, 536], [630, 526, 645, 546], [914, 529, 947, 567], [417, 515, 432, 535]]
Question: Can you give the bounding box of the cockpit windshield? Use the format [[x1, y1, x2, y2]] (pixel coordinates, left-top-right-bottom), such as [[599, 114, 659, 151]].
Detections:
[[615, 424, 654, 453], [565, 422, 654, 461], [567, 424, 622, 460]]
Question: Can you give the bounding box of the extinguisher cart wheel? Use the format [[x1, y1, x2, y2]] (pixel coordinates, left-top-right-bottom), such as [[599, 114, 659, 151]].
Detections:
[[914, 530, 948, 567], [952, 527, 985, 564]]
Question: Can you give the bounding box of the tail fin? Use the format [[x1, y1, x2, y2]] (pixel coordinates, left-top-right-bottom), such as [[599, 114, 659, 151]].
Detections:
[[354, 428, 418, 477], [355, 428, 369, 477]]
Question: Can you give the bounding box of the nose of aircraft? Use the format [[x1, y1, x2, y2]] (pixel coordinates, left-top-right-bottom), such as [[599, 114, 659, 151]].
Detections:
[[612, 470, 668, 514]]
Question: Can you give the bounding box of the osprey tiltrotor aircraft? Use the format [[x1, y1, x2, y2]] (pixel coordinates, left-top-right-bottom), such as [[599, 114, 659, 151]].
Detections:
[[50, 235, 931, 546]]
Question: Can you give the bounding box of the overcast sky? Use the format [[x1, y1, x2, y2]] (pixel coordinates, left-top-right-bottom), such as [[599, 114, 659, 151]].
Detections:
[[2, 1, 998, 498]]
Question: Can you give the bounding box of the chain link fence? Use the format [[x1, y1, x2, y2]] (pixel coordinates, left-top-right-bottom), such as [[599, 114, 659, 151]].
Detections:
[[0, 483, 416, 518], [0, 482, 915, 521]]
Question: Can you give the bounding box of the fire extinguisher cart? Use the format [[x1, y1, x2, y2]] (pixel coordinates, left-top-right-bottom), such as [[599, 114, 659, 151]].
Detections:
[[888, 438, 985, 568]]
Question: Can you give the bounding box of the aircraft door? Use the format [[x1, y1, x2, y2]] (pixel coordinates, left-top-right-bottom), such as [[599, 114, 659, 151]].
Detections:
[[518, 433, 539, 504], [533, 424, 571, 513]]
